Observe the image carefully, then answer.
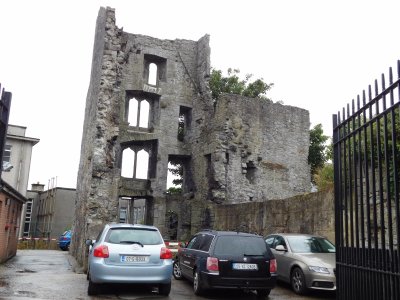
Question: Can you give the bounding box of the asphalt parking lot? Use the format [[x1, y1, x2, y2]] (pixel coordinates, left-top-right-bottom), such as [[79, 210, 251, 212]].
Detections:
[[0, 250, 335, 300]]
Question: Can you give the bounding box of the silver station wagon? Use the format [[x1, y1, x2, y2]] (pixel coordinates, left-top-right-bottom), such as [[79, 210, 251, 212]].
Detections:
[[86, 223, 173, 296]]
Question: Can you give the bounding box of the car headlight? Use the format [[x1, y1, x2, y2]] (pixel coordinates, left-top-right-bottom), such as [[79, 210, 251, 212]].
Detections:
[[309, 266, 330, 274]]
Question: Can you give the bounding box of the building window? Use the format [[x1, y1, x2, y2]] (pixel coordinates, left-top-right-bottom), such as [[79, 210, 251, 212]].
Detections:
[[3, 144, 11, 162], [136, 150, 149, 179], [23, 199, 33, 237], [144, 54, 167, 85], [119, 207, 127, 223], [121, 148, 135, 178], [148, 63, 158, 85], [177, 106, 192, 142], [121, 148, 149, 179], [127, 98, 149, 128]]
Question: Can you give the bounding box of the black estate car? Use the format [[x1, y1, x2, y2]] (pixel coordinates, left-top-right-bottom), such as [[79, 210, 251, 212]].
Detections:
[[173, 230, 277, 298]]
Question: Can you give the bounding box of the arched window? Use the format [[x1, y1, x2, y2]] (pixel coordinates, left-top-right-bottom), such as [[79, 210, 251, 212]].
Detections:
[[128, 98, 138, 126], [121, 148, 135, 178], [136, 150, 149, 179], [127, 97, 149, 128], [139, 100, 149, 128], [148, 63, 157, 85]]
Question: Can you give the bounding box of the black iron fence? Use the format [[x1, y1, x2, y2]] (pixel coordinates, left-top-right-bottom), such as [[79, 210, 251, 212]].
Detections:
[[333, 61, 400, 299]]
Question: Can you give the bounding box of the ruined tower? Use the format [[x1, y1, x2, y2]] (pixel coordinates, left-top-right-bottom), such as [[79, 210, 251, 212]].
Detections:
[[71, 7, 310, 268]]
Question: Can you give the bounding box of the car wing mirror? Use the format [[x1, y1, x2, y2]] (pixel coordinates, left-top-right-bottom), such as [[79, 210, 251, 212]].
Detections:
[[275, 245, 287, 252], [179, 241, 187, 248], [85, 239, 94, 246]]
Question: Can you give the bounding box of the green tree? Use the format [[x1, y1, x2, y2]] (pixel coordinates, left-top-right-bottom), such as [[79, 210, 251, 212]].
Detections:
[[209, 68, 274, 101], [308, 124, 329, 181], [314, 163, 334, 191], [166, 162, 183, 194]]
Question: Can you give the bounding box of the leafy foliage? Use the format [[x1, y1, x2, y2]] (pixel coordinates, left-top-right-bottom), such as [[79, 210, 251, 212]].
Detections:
[[209, 68, 274, 101], [168, 162, 183, 187], [314, 164, 334, 191], [308, 124, 330, 182], [166, 186, 182, 194]]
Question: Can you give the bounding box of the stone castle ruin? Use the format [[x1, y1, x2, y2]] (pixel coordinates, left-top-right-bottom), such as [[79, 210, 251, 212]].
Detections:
[[71, 7, 311, 268]]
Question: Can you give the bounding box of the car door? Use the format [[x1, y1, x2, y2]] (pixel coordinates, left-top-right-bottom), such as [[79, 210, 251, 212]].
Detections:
[[180, 235, 202, 280], [269, 235, 292, 282]]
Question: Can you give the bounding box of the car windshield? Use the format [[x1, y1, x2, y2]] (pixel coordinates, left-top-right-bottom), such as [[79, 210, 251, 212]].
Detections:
[[106, 228, 162, 245], [287, 236, 335, 253], [214, 236, 267, 256]]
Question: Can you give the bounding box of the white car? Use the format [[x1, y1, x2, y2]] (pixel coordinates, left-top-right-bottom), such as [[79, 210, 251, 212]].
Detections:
[[86, 223, 173, 296]]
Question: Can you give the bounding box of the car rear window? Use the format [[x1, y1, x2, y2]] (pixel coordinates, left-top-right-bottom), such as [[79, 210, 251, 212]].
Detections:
[[106, 228, 163, 245], [213, 235, 267, 256]]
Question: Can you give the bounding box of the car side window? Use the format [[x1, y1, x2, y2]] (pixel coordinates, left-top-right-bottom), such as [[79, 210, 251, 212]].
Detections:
[[186, 236, 198, 249], [265, 236, 275, 249], [95, 229, 104, 243], [275, 236, 287, 248], [190, 235, 203, 250], [198, 234, 214, 251]]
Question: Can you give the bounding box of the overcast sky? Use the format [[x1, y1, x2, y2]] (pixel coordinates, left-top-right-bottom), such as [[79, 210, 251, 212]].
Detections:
[[1, 0, 400, 190]]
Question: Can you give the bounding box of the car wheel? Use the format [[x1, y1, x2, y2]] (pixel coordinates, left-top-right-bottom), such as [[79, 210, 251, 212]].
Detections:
[[291, 267, 307, 295], [256, 289, 271, 298], [173, 261, 183, 280], [158, 282, 171, 296], [87, 278, 99, 296], [193, 269, 205, 295]]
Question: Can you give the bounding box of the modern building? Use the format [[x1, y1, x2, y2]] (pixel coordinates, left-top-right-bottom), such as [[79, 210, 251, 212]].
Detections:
[[2, 124, 39, 237], [26, 183, 76, 239]]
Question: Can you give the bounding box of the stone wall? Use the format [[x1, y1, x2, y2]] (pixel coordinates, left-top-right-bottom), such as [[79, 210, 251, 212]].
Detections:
[[71, 7, 123, 267], [180, 189, 335, 243], [208, 94, 310, 204]]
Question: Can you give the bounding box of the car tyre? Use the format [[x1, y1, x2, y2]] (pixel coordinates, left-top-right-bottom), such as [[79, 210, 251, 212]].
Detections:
[[193, 269, 205, 295], [87, 276, 99, 296], [256, 289, 271, 298], [173, 261, 183, 280], [158, 282, 171, 296], [291, 267, 307, 295]]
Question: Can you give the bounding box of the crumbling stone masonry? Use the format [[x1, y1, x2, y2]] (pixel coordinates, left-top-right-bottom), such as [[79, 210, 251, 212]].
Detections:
[[71, 7, 311, 269]]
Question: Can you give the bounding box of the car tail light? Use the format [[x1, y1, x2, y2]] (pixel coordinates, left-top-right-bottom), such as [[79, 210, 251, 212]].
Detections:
[[269, 258, 277, 273], [93, 245, 109, 258], [160, 247, 173, 259], [206, 257, 219, 272]]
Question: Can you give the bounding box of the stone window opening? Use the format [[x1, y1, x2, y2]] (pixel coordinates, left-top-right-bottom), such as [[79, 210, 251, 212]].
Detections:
[[245, 161, 257, 184], [127, 97, 150, 128], [148, 63, 157, 85], [121, 148, 149, 179], [177, 106, 192, 142], [118, 197, 147, 224], [144, 54, 167, 86], [165, 210, 178, 240], [167, 155, 193, 193]]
